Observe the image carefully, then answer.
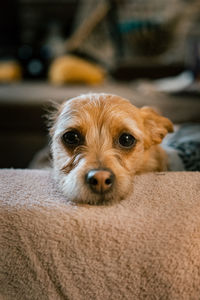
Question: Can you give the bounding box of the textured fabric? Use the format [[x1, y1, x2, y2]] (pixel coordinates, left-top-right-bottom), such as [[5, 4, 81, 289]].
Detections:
[[162, 123, 200, 171], [0, 169, 200, 300]]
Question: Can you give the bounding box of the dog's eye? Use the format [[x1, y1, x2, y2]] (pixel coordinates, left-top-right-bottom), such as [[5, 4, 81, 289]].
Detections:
[[118, 133, 136, 148], [62, 130, 83, 148]]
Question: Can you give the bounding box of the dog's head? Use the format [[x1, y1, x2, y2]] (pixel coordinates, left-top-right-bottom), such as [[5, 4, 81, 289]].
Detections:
[[50, 93, 173, 204]]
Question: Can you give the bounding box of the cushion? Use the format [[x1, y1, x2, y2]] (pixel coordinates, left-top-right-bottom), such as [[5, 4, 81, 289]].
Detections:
[[0, 169, 200, 299]]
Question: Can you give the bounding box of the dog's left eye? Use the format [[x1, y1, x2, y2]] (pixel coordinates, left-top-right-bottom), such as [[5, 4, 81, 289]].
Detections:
[[62, 130, 83, 148], [118, 133, 136, 148]]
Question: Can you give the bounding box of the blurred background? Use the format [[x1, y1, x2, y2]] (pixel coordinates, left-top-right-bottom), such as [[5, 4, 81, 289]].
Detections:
[[0, 0, 200, 168]]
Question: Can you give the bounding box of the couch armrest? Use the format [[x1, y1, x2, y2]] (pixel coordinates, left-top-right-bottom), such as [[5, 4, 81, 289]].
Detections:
[[0, 169, 200, 299]]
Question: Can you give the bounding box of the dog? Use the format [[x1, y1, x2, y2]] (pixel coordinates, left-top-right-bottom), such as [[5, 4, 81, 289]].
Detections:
[[50, 93, 173, 204]]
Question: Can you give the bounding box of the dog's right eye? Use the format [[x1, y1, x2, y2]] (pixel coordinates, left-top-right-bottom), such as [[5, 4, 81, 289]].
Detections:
[[62, 130, 83, 148], [118, 133, 136, 149]]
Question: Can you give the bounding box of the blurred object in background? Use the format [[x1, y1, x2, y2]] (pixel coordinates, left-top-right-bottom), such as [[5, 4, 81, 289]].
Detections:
[[0, 0, 79, 80], [0, 61, 22, 82], [17, 0, 79, 79], [67, 0, 117, 69], [186, 16, 200, 81], [0, 0, 200, 81], [49, 55, 105, 85], [69, 0, 200, 80]]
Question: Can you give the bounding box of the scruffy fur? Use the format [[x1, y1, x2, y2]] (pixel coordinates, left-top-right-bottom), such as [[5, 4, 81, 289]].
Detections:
[[51, 93, 173, 204]]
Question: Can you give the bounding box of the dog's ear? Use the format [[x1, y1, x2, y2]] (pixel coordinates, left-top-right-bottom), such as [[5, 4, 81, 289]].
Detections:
[[140, 106, 173, 148]]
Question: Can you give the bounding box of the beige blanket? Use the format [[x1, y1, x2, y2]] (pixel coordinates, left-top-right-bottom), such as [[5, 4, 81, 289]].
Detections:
[[0, 169, 200, 300]]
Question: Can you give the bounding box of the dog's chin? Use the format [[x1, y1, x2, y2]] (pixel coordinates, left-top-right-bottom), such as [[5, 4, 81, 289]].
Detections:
[[60, 181, 133, 205], [80, 191, 118, 206], [68, 191, 126, 206]]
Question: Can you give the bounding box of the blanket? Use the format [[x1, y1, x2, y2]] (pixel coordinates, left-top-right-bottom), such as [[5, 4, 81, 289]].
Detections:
[[0, 169, 200, 300], [162, 123, 200, 171]]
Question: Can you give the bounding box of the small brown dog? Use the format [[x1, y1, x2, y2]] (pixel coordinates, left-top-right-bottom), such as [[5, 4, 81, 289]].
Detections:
[[51, 93, 173, 204]]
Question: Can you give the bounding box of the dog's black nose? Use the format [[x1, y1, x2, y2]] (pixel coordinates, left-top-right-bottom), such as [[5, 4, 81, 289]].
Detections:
[[86, 169, 115, 194]]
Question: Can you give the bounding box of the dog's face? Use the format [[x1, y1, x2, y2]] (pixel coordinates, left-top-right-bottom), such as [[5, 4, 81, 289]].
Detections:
[[51, 93, 173, 204]]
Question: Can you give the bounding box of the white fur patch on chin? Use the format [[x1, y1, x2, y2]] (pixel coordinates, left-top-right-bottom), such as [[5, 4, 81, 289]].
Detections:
[[54, 169, 134, 205]]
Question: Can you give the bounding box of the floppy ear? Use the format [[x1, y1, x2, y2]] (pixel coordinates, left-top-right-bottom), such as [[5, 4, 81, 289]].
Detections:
[[140, 106, 173, 148]]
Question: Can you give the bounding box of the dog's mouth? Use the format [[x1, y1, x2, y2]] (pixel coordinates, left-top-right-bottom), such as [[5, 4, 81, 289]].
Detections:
[[84, 192, 115, 205], [92, 181, 134, 205], [83, 182, 131, 205], [93, 189, 115, 204]]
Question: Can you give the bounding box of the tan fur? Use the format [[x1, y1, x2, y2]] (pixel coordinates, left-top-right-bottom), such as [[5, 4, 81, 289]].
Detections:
[[51, 93, 173, 204]]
